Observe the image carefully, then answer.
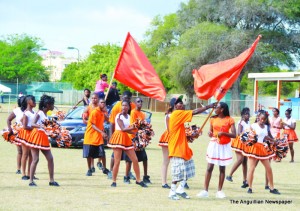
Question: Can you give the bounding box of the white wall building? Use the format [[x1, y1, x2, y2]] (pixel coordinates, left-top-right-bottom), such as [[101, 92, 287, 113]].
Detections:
[[42, 51, 77, 81]]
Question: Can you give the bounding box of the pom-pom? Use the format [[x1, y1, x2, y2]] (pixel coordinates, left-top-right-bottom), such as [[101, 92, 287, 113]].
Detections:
[[240, 129, 258, 146], [42, 118, 72, 148], [56, 110, 66, 121], [185, 124, 202, 143], [264, 136, 289, 162], [56, 128, 72, 148], [131, 119, 154, 151], [1, 123, 22, 144]]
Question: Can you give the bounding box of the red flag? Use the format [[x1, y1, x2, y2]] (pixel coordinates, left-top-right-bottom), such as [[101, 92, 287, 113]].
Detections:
[[114, 33, 166, 101], [193, 35, 261, 101]]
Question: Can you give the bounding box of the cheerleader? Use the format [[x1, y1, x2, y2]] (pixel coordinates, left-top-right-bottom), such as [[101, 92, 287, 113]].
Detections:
[[108, 91, 136, 179], [15, 95, 36, 180], [197, 102, 236, 199], [242, 112, 280, 194], [107, 100, 147, 188], [27, 95, 59, 186], [124, 97, 151, 184], [269, 108, 282, 139], [158, 102, 173, 189], [227, 107, 250, 188], [6, 96, 25, 174], [282, 108, 298, 163]]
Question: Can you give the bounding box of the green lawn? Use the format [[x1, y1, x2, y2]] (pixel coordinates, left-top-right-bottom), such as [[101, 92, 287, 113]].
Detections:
[[0, 108, 299, 211]]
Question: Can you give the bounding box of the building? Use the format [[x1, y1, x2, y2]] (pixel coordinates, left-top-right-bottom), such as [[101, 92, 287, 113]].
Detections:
[[41, 51, 77, 81]]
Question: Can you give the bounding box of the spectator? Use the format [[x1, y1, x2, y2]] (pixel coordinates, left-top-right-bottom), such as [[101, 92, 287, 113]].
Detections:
[[18, 92, 24, 98], [106, 82, 120, 108], [95, 74, 109, 99], [73, 89, 91, 108]]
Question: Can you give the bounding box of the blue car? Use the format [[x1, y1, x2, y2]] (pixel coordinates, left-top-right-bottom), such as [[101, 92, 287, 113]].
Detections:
[[50, 105, 152, 147]]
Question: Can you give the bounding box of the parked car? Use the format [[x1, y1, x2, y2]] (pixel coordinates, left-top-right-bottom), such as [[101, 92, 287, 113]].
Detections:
[[50, 105, 152, 148]]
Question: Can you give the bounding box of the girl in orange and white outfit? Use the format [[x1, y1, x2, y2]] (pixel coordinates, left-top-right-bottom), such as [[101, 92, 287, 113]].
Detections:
[[269, 108, 282, 139], [227, 107, 250, 188], [107, 99, 147, 188], [242, 112, 280, 194], [158, 101, 174, 189], [5, 96, 25, 174], [282, 108, 298, 163], [27, 95, 59, 187], [15, 95, 36, 180], [197, 102, 236, 199]]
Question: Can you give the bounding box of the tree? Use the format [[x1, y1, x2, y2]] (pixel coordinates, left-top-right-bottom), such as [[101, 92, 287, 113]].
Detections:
[[0, 34, 49, 83], [142, 14, 180, 92], [61, 43, 122, 91], [143, 0, 300, 113]]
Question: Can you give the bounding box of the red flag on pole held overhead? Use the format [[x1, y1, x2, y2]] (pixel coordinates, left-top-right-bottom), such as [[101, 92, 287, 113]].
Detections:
[[192, 35, 262, 101], [114, 33, 166, 101]]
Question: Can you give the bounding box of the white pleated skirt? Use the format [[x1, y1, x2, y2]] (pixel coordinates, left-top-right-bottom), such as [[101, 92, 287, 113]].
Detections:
[[206, 138, 233, 166]]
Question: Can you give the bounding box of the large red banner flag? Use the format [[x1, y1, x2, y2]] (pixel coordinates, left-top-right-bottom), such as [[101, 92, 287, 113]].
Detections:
[[114, 32, 166, 101], [192, 35, 262, 101]]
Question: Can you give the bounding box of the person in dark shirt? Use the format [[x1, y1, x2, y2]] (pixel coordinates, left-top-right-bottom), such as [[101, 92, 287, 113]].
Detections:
[[106, 82, 120, 108]]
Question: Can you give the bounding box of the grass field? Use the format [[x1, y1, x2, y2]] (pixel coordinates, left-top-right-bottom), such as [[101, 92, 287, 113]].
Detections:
[[0, 105, 299, 211]]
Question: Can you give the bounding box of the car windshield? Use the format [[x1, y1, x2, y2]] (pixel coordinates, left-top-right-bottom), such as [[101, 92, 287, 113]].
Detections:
[[65, 107, 84, 119]]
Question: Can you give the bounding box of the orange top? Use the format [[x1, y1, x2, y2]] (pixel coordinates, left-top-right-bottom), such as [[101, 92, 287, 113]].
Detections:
[[210, 116, 235, 144], [83, 107, 105, 146], [82, 105, 97, 124], [129, 109, 146, 139], [109, 101, 136, 124], [168, 110, 193, 160]]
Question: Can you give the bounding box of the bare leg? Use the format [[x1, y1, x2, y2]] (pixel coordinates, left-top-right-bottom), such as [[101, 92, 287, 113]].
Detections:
[[27, 151, 32, 176], [100, 156, 106, 169], [125, 161, 132, 177], [91, 159, 94, 168], [143, 160, 148, 176], [29, 148, 39, 183], [204, 163, 214, 191], [41, 150, 55, 182], [21, 144, 30, 177], [242, 157, 248, 181], [247, 157, 257, 189], [112, 148, 122, 183], [87, 157, 92, 170], [125, 149, 141, 182], [218, 166, 225, 191], [16, 145, 22, 171], [228, 151, 244, 177], [261, 159, 274, 190], [161, 146, 170, 185], [289, 142, 294, 162], [110, 154, 114, 171]]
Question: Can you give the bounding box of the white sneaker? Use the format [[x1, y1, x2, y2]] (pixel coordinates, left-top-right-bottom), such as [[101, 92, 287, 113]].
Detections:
[[196, 190, 209, 198], [169, 190, 180, 200], [216, 191, 226, 198]]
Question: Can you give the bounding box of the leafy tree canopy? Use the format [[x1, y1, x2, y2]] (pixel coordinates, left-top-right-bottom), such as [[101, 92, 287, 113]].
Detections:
[[143, 0, 300, 112], [0, 34, 49, 83], [61, 43, 123, 91]]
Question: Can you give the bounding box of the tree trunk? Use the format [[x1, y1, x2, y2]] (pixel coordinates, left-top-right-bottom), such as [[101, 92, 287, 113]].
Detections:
[[185, 92, 194, 110], [230, 78, 241, 116]]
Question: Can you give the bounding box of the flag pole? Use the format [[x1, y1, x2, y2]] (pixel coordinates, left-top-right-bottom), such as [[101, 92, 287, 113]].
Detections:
[[104, 72, 116, 101], [199, 100, 219, 132]]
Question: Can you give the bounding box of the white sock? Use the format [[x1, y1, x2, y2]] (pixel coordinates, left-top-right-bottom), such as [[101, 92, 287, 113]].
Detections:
[[176, 181, 185, 193], [169, 184, 177, 196]]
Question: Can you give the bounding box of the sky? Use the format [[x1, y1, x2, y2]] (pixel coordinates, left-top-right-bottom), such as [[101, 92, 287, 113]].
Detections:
[[0, 0, 187, 59]]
